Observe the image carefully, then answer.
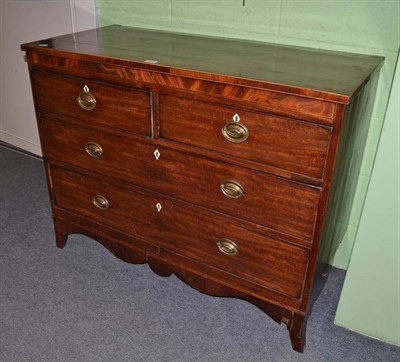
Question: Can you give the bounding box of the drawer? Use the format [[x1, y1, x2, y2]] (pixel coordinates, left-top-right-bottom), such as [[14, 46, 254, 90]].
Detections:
[[50, 165, 309, 299], [31, 71, 151, 135], [160, 94, 332, 180], [42, 119, 320, 241]]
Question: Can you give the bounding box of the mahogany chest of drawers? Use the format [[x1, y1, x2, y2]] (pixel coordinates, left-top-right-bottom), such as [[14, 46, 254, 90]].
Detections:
[[21, 25, 383, 352]]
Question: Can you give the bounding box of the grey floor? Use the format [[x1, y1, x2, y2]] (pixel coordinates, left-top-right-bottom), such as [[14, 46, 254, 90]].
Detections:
[[0, 145, 399, 362]]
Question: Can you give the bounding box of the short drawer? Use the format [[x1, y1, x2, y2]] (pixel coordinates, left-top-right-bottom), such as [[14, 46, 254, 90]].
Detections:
[[42, 118, 320, 241], [160, 94, 332, 180], [31, 71, 151, 135], [50, 165, 309, 299]]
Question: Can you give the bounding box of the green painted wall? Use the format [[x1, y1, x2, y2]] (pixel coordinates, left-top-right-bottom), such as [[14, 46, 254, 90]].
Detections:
[[335, 54, 400, 346], [97, 1, 400, 269]]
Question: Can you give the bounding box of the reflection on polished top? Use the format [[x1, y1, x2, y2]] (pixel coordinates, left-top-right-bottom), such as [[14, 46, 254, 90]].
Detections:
[[21, 25, 383, 103]]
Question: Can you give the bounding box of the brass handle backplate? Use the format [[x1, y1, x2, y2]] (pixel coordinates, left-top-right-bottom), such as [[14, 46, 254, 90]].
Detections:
[[77, 91, 97, 110], [217, 239, 239, 256], [92, 194, 109, 210], [85, 142, 103, 158], [220, 180, 244, 199], [222, 122, 249, 143]]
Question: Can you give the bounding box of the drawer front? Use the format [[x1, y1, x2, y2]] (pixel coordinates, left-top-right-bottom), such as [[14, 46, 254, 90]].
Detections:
[[42, 119, 320, 241], [51, 165, 309, 299], [31, 71, 151, 135], [160, 94, 332, 179]]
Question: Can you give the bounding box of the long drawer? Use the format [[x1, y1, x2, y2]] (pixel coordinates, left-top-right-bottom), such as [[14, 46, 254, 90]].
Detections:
[[50, 165, 309, 299], [160, 94, 332, 180], [42, 118, 321, 241], [31, 71, 152, 135]]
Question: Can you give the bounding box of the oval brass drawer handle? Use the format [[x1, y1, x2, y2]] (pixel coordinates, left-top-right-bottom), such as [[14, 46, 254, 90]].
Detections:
[[222, 122, 249, 143], [77, 91, 97, 110], [92, 194, 110, 210], [220, 180, 244, 199], [85, 142, 103, 158], [217, 239, 239, 256]]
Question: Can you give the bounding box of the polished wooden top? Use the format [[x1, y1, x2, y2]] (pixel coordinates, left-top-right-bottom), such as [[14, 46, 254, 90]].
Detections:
[[21, 25, 383, 103]]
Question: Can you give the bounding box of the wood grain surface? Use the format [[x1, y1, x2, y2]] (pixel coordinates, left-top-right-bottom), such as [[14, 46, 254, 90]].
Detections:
[[22, 25, 383, 102]]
